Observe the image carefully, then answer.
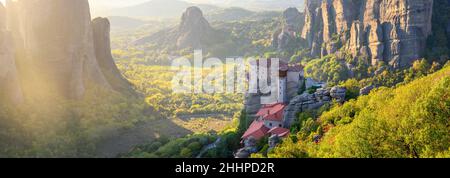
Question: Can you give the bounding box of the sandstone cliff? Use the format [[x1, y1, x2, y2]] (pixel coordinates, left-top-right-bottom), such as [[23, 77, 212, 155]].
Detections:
[[301, 0, 434, 69], [0, 2, 23, 104], [177, 6, 216, 49], [1, 0, 131, 101], [92, 17, 135, 95], [272, 7, 305, 50], [134, 6, 224, 49]]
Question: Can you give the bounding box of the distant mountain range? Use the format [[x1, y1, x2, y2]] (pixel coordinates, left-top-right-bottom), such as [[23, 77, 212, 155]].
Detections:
[[101, 0, 219, 19], [97, 0, 304, 19], [191, 0, 305, 11], [107, 7, 283, 30], [206, 7, 281, 22]]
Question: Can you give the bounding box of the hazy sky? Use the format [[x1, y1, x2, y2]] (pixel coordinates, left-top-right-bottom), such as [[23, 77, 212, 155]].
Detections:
[[0, 0, 152, 8], [88, 0, 228, 10], [1, 0, 303, 15]]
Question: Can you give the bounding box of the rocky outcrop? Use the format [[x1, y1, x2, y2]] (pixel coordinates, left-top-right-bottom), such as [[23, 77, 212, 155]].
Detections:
[[0, 2, 23, 104], [1, 0, 131, 101], [301, 0, 434, 69], [177, 6, 216, 49], [92, 17, 134, 95], [273, 7, 305, 50], [360, 85, 375, 95], [134, 6, 222, 49], [283, 87, 346, 127], [330, 86, 346, 102]]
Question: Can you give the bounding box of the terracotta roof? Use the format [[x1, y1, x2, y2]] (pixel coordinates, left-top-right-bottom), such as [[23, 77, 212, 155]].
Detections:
[[241, 120, 270, 140], [268, 127, 290, 137], [263, 111, 284, 121], [255, 105, 271, 117], [255, 103, 286, 122]]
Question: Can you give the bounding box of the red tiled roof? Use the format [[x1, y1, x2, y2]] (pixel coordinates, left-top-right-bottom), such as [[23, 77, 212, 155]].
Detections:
[[241, 120, 270, 140], [264, 111, 284, 121], [255, 103, 286, 122], [268, 127, 290, 137], [255, 106, 271, 117]]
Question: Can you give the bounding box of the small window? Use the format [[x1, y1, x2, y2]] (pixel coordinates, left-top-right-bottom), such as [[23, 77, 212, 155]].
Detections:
[[269, 123, 273, 127], [279, 124, 282, 127]]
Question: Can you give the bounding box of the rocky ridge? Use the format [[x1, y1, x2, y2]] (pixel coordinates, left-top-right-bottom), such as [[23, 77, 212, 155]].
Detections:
[[301, 0, 434, 69]]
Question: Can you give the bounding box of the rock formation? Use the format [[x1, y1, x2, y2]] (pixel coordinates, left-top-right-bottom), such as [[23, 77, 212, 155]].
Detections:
[[134, 6, 222, 49], [92, 17, 134, 95], [1, 0, 132, 101], [0, 2, 23, 104], [272, 7, 305, 50], [301, 0, 434, 69], [283, 87, 346, 127], [359, 85, 375, 96], [177, 6, 216, 49]]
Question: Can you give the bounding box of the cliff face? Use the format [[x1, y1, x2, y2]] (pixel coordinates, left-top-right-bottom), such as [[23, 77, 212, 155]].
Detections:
[[0, 2, 23, 104], [302, 0, 434, 69], [272, 7, 305, 50], [92, 17, 134, 95], [1, 0, 131, 101]]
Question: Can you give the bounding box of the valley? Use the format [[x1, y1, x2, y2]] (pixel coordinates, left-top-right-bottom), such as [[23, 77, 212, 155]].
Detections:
[[0, 0, 448, 158]]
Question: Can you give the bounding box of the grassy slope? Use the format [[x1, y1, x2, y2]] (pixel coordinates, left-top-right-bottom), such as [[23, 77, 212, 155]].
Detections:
[[272, 65, 450, 158]]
